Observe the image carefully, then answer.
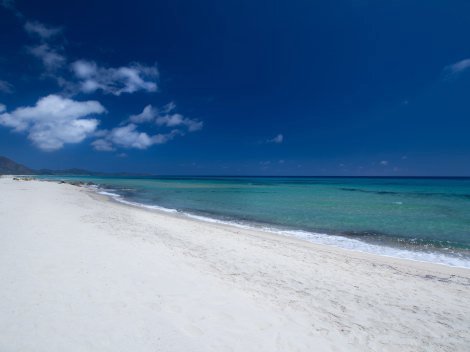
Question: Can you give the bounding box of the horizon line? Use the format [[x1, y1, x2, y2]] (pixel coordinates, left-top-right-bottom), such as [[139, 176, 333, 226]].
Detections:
[[32, 174, 470, 178]]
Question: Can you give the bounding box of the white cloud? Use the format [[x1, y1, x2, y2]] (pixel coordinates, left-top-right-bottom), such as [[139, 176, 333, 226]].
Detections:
[[28, 44, 66, 71], [152, 130, 181, 144], [129, 104, 157, 123], [108, 124, 154, 149], [10, 10, 158, 99], [156, 113, 203, 131], [0, 94, 106, 151], [23, 19, 65, 73], [72, 60, 97, 79], [129, 103, 203, 132], [444, 58, 470, 76], [91, 139, 115, 152], [380, 160, 389, 166], [70, 60, 158, 95], [92, 123, 180, 151], [2, 10, 198, 153], [24, 21, 62, 40], [267, 134, 283, 144], [0, 80, 13, 93], [162, 101, 176, 113]]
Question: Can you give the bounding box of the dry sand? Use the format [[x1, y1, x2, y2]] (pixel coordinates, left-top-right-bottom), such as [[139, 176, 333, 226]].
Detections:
[[0, 177, 469, 351]]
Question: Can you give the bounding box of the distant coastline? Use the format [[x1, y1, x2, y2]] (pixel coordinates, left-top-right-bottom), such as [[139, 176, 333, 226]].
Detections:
[[2, 156, 470, 178]]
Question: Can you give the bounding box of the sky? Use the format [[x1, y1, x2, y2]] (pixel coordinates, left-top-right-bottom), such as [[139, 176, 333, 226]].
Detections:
[[1, 0, 470, 176]]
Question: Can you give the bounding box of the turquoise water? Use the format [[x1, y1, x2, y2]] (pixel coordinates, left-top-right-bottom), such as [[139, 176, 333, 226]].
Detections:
[[39, 176, 470, 267]]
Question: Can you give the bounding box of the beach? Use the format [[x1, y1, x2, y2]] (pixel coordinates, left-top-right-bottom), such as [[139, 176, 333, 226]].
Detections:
[[0, 177, 469, 351]]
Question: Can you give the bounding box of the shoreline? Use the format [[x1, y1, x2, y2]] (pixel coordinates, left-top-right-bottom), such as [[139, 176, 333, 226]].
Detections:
[[1, 176, 469, 351], [90, 181, 470, 270], [92, 182, 470, 276], [35, 174, 470, 270]]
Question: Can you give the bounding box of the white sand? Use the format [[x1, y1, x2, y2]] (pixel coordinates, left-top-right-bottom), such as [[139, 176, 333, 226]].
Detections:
[[0, 177, 469, 351]]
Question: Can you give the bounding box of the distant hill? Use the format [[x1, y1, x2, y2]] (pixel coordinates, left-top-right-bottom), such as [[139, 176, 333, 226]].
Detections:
[[0, 156, 94, 175], [0, 156, 152, 177], [35, 168, 102, 176], [34, 168, 149, 176], [0, 156, 33, 175]]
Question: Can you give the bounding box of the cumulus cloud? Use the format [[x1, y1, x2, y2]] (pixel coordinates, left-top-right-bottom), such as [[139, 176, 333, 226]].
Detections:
[[0, 94, 106, 151], [91, 138, 115, 152], [2, 6, 196, 153], [28, 44, 66, 71], [70, 60, 158, 95], [0, 80, 13, 93], [107, 124, 154, 149], [92, 124, 180, 151], [129, 104, 157, 123], [156, 113, 203, 131], [130, 103, 203, 131], [92, 102, 203, 151], [444, 58, 470, 76], [24, 21, 62, 40], [267, 134, 284, 144]]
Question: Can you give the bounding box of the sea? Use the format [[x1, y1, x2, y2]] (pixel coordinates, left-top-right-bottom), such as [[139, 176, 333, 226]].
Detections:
[[38, 176, 470, 268]]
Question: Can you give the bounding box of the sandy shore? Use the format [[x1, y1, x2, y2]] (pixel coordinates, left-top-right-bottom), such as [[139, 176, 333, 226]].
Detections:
[[0, 177, 469, 351]]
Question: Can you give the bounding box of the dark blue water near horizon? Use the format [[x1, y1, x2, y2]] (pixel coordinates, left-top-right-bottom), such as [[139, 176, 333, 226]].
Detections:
[[39, 175, 470, 267]]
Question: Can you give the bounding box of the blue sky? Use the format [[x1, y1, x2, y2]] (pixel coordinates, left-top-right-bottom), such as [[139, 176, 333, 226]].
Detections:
[[1, 0, 470, 175]]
